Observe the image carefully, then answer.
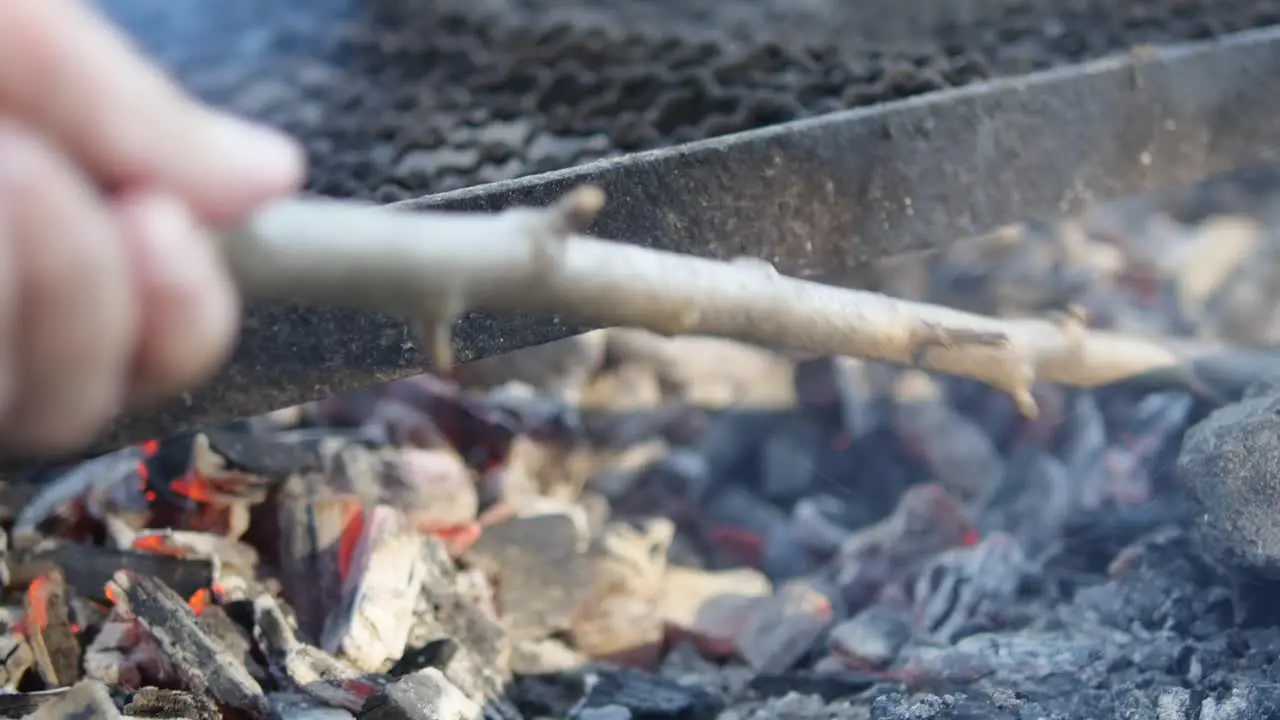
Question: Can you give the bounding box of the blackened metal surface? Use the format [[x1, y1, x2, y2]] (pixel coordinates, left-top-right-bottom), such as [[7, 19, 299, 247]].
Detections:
[[58, 25, 1280, 467], [99, 0, 1280, 200]]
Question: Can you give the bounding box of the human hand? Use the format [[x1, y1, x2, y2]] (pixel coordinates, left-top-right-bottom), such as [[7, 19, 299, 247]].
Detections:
[[0, 1, 305, 455]]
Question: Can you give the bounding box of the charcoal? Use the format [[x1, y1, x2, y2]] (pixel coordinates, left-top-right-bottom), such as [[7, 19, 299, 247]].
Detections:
[[123, 686, 220, 720], [1054, 391, 1111, 510], [974, 448, 1074, 559], [268, 691, 359, 719], [9, 541, 216, 603], [734, 580, 836, 674], [21, 570, 79, 687], [1070, 529, 1237, 639], [464, 510, 592, 642], [84, 604, 181, 690], [827, 606, 913, 670], [11, 445, 145, 544], [276, 487, 359, 642], [658, 566, 771, 660], [910, 532, 1028, 643], [0, 632, 33, 691], [130, 529, 261, 578], [322, 507, 429, 673], [253, 594, 382, 713], [359, 668, 482, 720], [788, 495, 859, 557], [574, 707, 632, 720], [408, 541, 519, 719], [890, 372, 1003, 503], [23, 680, 119, 720], [895, 631, 1123, 700], [575, 667, 722, 720], [1177, 383, 1280, 580], [832, 484, 974, 612], [107, 571, 269, 718], [569, 519, 673, 665], [1057, 500, 1187, 576], [757, 415, 827, 505], [792, 356, 879, 441], [195, 601, 264, 680], [507, 638, 588, 675]]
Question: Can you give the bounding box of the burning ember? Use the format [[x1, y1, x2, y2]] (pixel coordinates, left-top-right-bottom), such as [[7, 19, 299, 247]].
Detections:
[[6, 170, 1280, 719]]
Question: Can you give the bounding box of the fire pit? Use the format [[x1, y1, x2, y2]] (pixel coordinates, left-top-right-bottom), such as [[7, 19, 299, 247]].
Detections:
[[8, 0, 1280, 717], [7, 165, 1280, 718]]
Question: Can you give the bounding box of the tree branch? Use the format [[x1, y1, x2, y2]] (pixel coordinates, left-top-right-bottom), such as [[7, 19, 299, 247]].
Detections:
[[218, 187, 1275, 416]]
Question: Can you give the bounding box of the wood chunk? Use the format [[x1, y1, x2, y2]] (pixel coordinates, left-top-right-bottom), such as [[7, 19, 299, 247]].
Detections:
[[24, 680, 119, 720], [359, 668, 482, 720], [84, 606, 180, 689], [392, 448, 479, 532], [122, 687, 219, 720], [407, 541, 518, 720], [11, 445, 144, 544], [276, 483, 358, 643], [569, 519, 673, 666], [412, 540, 508, 670], [658, 566, 771, 659], [0, 632, 32, 692], [464, 511, 591, 642], [735, 580, 836, 674], [130, 529, 260, 580], [322, 506, 427, 673], [195, 601, 265, 680], [22, 570, 79, 687], [107, 571, 268, 718], [827, 606, 912, 670], [253, 594, 381, 713], [10, 542, 215, 603]]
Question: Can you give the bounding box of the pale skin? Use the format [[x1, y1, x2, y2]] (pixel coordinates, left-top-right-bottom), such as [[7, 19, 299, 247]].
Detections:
[[0, 1, 306, 455]]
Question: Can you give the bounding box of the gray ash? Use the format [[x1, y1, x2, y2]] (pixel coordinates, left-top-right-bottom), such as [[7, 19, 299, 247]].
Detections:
[[100, 0, 1280, 200]]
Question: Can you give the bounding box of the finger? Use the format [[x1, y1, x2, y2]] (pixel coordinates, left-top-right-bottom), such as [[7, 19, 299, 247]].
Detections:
[[0, 1, 305, 224], [113, 190, 239, 406], [0, 119, 139, 455]]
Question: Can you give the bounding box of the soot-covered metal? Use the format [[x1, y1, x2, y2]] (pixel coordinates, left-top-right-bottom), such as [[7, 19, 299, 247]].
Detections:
[[61, 0, 1280, 461], [103, 0, 1280, 198]]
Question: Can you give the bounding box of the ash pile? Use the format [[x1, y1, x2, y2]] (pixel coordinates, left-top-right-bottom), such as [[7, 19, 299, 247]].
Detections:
[[11, 170, 1280, 718]]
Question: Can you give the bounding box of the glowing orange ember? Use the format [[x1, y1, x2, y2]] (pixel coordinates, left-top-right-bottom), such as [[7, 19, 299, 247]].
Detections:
[[336, 502, 367, 582], [187, 588, 211, 616], [170, 470, 214, 503], [25, 577, 52, 631], [132, 535, 191, 558]]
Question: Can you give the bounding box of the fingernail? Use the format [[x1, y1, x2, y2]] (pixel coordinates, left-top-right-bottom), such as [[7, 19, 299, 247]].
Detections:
[[204, 112, 306, 193]]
